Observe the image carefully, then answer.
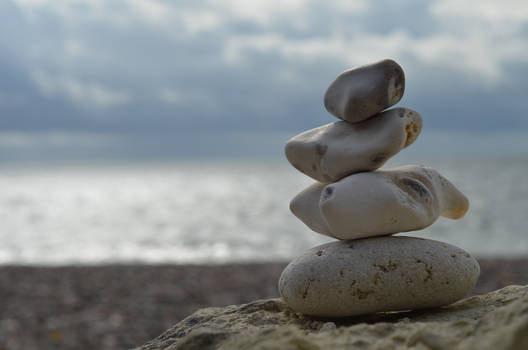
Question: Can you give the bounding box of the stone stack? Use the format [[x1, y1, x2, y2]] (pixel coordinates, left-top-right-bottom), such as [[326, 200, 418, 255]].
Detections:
[[278, 59, 480, 317]]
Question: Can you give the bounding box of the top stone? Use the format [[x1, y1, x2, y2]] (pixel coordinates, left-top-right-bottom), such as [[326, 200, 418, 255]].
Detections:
[[324, 59, 405, 123]]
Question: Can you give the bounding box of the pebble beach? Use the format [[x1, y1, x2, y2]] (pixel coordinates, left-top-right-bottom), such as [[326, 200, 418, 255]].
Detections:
[[0, 258, 526, 350]]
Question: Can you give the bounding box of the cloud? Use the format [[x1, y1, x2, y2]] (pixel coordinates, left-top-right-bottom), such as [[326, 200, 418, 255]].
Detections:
[[221, 1, 528, 82], [426, 0, 528, 81], [0, 131, 120, 148], [224, 31, 408, 66], [64, 40, 84, 56], [223, 29, 528, 84], [210, 0, 321, 27], [158, 89, 184, 105], [1, 0, 527, 138], [32, 71, 131, 107], [431, 0, 528, 23], [180, 10, 222, 34]]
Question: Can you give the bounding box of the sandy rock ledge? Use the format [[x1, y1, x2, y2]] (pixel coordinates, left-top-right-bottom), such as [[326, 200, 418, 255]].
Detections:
[[135, 285, 528, 350]]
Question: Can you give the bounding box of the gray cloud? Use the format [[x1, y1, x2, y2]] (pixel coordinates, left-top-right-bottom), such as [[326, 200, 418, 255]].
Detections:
[[1, 0, 527, 142]]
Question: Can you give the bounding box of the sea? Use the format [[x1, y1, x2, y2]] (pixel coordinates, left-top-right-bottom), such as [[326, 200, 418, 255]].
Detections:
[[0, 153, 527, 265]]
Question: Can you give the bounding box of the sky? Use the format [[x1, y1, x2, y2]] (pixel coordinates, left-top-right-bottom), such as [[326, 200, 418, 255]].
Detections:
[[1, 0, 528, 160]]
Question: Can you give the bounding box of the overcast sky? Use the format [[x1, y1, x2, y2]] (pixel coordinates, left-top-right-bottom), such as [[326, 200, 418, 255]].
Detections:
[[1, 0, 527, 159]]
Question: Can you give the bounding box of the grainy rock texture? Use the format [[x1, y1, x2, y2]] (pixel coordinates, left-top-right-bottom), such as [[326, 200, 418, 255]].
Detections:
[[278, 237, 479, 317], [136, 285, 528, 350]]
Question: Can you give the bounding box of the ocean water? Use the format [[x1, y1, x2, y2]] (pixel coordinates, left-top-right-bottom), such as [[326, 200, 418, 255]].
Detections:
[[0, 155, 527, 265]]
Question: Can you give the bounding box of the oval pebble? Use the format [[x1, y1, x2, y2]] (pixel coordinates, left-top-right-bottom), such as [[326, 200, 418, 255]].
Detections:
[[290, 165, 469, 240], [285, 108, 422, 183], [324, 59, 405, 123], [278, 236, 480, 317]]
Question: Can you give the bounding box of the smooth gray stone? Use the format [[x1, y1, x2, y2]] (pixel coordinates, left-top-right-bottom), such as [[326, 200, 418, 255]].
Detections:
[[285, 108, 422, 182], [278, 237, 480, 317], [324, 59, 405, 123]]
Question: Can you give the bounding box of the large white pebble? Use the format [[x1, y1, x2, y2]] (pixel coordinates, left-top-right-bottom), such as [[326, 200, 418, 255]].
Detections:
[[290, 165, 469, 239], [324, 59, 405, 123], [278, 236, 480, 317], [285, 108, 422, 182]]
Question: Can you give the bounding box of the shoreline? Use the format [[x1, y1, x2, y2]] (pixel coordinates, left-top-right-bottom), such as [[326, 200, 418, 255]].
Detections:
[[1, 258, 526, 350]]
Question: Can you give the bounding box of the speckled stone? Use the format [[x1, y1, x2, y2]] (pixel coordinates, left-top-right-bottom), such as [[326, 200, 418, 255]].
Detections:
[[285, 108, 422, 182], [290, 165, 469, 240], [324, 59, 405, 123], [278, 236, 480, 317]]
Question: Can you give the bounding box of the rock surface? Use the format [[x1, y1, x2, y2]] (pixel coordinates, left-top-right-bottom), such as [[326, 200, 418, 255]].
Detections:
[[291, 165, 469, 239], [289, 182, 332, 236], [136, 285, 528, 350], [278, 237, 480, 317], [324, 59, 405, 123], [285, 108, 422, 182]]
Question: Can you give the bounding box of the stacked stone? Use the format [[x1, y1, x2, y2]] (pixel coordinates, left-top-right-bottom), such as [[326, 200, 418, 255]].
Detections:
[[278, 60, 480, 317]]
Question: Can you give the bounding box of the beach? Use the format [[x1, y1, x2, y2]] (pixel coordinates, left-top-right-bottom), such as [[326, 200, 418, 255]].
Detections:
[[0, 258, 526, 350]]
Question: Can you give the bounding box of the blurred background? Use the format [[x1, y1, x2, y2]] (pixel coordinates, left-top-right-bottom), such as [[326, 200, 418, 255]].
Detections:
[[0, 0, 527, 349]]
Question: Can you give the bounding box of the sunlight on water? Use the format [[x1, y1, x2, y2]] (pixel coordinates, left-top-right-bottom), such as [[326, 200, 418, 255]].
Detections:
[[0, 155, 526, 264]]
